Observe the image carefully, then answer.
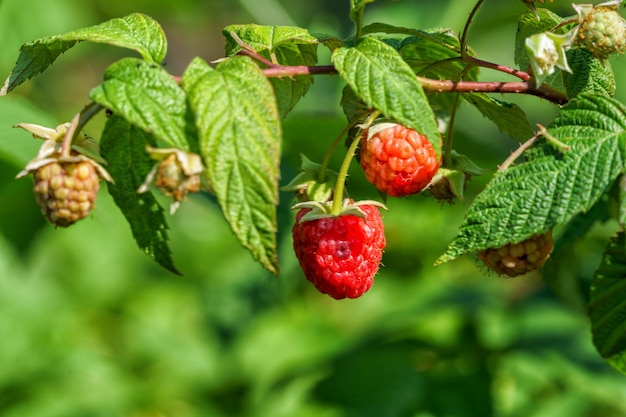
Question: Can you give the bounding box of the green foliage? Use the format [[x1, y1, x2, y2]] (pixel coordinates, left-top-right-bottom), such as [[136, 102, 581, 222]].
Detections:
[[463, 94, 534, 142], [223, 24, 323, 119], [440, 94, 626, 264], [0, 13, 166, 95], [332, 37, 441, 156], [514, 8, 565, 70], [563, 48, 616, 98], [185, 56, 281, 275], [589, 232, 626, 368], [100, 115, 178, 274], [3, 0, 626, 407], [89, 57, 191, 151]]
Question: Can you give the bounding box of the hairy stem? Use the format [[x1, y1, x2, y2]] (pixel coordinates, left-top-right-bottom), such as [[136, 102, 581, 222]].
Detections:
[[461, 0, 487, 57], [318, 115, 364, 183], [330, 111, 380, 215]]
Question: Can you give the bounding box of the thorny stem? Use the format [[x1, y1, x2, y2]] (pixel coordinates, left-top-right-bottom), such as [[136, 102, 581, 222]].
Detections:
[[498, 133, 539, 172], [463, 56, 531, 81], [330, 111, 380, 215], [260, 65, 568, 104], [76, 102, 105, 136], [230, 23, 569, 105], [537, 123, 571, 152], [318, 115, 364, 183], [230, 31, 276, 67], [461, 0, 487, 58], [497, 124, 570, 172]]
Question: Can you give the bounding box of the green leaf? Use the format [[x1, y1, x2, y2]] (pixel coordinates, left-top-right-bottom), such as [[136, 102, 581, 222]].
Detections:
[[224, 24, 324, 119], [223, 24, 323, 54], [1, 13, 166, 95], [185, 56, 281, 275], [399, 28, 477, 81], [89, 57, 190, 151], [332, 37, 441, 156], [181, 57, 213, 91], [543, 197, 612, 311], [463, 94, 535, 141], [350, 0, 376, 22], [589, 232, 626, 373], [514, 9, 564, 70], [438, 95, 626, 264], [100, 115, 179, 275], [563, 48, 616, 99]]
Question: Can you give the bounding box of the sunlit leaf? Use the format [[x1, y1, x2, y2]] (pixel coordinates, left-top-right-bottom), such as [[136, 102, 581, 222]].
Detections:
[[89, 57, 190, 150], [185, 56, 281, 275], [332, 37, 441, 156], [439, 94, 626, 264], [1, 13, 166, 94]]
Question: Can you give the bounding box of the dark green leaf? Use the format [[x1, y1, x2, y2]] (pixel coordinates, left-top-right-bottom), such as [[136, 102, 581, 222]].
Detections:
[[464, 94, 534, 141], [100, 115, 179, 274], [332, 37, 441, 156], [438, 95, 626, 264], [1, 13, 166, 94], [563, 48, 616, 99], [185, 56, 281, 275], [589, 232, 626, 373], [89, 57, 190, 150], [399, 28, 477, 81]]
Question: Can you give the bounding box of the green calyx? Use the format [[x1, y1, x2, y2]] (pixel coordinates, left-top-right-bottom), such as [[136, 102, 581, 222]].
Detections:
[[281, 154, 339, 203], [292, 198, 387, 223]]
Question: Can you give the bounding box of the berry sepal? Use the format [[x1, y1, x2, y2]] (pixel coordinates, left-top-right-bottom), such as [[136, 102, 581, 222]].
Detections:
[[292, 198, 387, 223], [281, 154, 339, 203], [15, 121, 113, 227], [428, 151, 490, 203], [137, 147, 205, 214]]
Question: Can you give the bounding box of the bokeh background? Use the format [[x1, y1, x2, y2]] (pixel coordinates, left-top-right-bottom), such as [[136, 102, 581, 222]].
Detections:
[[1, 0, 626, 416]]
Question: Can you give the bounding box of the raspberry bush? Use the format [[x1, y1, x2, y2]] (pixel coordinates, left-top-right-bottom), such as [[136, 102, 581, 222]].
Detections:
[[2, 0, 626, 379]]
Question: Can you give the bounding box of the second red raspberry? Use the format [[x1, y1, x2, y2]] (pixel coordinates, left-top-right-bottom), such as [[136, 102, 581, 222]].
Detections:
[[360, 123, 440, 197]]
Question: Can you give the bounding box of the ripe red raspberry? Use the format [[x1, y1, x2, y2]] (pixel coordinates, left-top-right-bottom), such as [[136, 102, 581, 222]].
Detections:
[[292, 203, 386, 299], [478, 230, 554, 277], [360, 123, 440, 197]]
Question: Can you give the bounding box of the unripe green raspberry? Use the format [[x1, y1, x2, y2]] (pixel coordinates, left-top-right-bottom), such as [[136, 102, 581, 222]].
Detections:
[[577, 5, 626, 59], [33, 158, 100, 227], [478, 230, 554, 277]]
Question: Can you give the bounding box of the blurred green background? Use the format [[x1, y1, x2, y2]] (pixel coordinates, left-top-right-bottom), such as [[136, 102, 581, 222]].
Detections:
[[1, 0, 626, 416]]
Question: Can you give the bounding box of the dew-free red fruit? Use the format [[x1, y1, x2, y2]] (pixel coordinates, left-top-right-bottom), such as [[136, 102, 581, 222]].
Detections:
[[360, 123, 440, 197], [292, 204, 386, 299]]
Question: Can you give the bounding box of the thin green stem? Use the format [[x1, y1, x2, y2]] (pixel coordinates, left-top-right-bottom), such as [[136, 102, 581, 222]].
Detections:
[[537, 123, 570, 152], [76, 102, 105, 136], [354, 7, 365, 42], [460, 0, 486, 57], [318, 115, 364, 183], [444, 93, 461, 167], [330, 111, 380, 215]]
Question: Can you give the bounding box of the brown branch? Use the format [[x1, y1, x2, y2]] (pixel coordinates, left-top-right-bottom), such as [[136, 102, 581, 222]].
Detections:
[[416, 77, 568, 105]]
